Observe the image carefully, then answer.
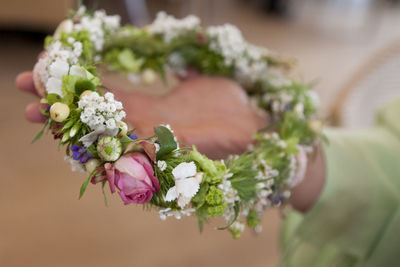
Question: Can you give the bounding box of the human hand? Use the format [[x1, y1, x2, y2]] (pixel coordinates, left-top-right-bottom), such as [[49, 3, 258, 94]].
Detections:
[[16, 71, 268, 159]]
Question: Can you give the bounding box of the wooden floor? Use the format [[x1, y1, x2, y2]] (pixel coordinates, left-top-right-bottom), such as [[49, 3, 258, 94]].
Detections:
[[1, 1, 400, 266]]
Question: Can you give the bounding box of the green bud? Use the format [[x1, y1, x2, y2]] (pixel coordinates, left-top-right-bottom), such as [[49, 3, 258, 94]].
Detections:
[[69, 122, 80, 138], [229, 221, 245, 239], [205, 186, 224, 206], [246, 209, 261, 228], [207, 202, 227, 217], [61, 130, 70, 143], [97, 136, 122, 161]]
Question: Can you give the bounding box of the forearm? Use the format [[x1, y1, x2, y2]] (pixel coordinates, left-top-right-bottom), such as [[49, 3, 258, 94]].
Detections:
[[289, 143, 326, 213]]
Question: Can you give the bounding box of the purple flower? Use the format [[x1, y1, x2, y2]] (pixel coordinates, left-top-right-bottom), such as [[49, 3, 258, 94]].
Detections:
[[71, 145, 93, 163], [128, 134, 138, 140]]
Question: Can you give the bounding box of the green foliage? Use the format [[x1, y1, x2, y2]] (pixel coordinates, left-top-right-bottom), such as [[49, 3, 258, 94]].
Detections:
[[191, 183, 209, 207], [46, 93, 62, 105], [154, 126, 178, 160], [185, 146, 225, 184], [79, 169, 97, 199], [207, 202, 227, 217], [150, 157, 180, 208], [195, 204, 209, 232], [205, 186, 224, 206], [217, 201, 240, 230], [31, 119, 50, 143], [176, 44, 233, 76], [279, 111, 316, 145], [44, 36, 54, 48], [103, 48, 144, 72], [101, 180, 108, 206], [227, 154, 259, 201], [246, 209, 261, 228]]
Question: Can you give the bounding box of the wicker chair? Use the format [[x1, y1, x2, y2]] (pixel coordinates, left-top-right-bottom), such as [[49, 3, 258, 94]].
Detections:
[[332, 40, 400, 128]]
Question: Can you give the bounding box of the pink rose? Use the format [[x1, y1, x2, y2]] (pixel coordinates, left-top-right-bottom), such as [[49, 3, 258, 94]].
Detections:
[[104, 152, 160, 205]]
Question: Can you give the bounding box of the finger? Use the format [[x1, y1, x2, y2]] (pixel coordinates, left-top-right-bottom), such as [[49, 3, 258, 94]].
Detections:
[[175, 67, 200, 81], [25, 102, 48, 123], [16, 72, 39, 97]]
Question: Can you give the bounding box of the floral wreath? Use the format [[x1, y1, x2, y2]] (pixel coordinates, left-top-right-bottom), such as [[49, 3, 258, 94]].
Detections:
[[31, 6, 323, 238]]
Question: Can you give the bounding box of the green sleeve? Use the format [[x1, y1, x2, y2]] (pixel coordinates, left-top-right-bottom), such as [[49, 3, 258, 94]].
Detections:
[[281, 99, 400, 267]]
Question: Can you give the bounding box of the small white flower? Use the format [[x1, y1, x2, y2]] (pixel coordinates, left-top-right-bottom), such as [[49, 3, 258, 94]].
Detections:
[[70, 65, 86, 77], [46, 77, 63, 97], [49, 59, 69, 78], [157, 160, 167, 171], [104, 92, 114, 101], [78, 91, 125, 132], [154, 143, 160, 153], [294, 103, 304, 116], [165, 162, 201, 208], [149, 12, 200, 42], [73, 42, 83, 57], [106, 119, 116, 129], [67, 37, 75, 44]]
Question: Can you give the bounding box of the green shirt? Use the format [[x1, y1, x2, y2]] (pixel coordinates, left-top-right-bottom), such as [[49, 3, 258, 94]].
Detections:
[[281, 98, 400, 267]]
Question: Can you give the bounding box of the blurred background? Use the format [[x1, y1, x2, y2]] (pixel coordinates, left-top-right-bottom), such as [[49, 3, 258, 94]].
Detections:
[[1, 0, 400, 266]]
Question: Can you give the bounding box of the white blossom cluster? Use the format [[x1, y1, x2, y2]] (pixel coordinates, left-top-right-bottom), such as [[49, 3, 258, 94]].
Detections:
[[218, 173, 240, 223], [218, 173, 240, 205], [159, 207, 195, 220], [206, 24, 269, 86], [235, 59, 268, 87], [78, 92, 126, 131], [149, 12, 200, 42], [39, 40, 83, 97], [73, 8, 121, 51], [40, 7, 120, 97], [264, 91, 295, 115], [167, 52, 187, 77]]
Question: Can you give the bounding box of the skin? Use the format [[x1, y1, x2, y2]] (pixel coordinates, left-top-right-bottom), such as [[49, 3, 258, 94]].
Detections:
[[16, 71, 325, 212]]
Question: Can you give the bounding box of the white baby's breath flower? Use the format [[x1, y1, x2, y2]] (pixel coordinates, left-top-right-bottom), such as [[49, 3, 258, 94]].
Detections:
[[149, 12, 200, 42], [158, 207, 195, 220], [106, 119, 116, 129], [67, 37, 75, 44], [78, 92, 125, 132], [73, 42, 83, 57], [157, 160, 167, 171]]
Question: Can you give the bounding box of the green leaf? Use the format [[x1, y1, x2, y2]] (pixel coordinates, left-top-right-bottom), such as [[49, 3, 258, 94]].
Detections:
[[61, 130, 70, 143], [31, 119, 49, 144], [46, 93, 61, 105], [79, 169, 96, 199], [154, 126, 177, 159], [61, 119, 75, 131], [191, 183, 209, 207], [74, 79, 95, 96], [217, 201, 240, 230], [120, 134, 135, 151], [62, 75, 80, 94], [118, 48, 144, 72], [101, 180, 108, 206], [69, 122, 81, 138]]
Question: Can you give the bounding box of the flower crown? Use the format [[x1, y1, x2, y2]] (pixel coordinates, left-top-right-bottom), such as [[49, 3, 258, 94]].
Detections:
[[31, 6, 323, 238]]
